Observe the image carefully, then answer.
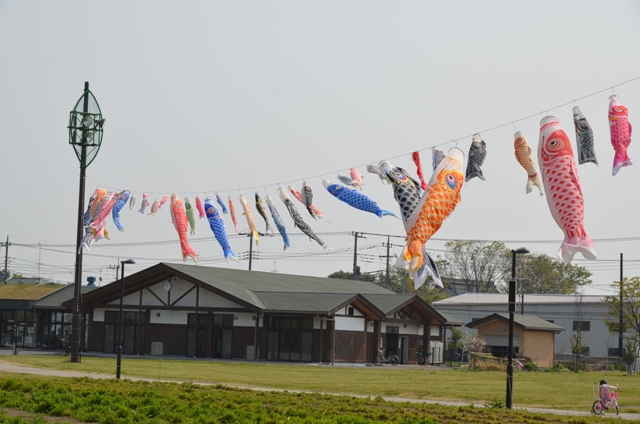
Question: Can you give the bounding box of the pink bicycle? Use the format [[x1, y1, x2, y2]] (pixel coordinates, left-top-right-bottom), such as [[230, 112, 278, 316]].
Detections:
[[591, 382, 619, 415]]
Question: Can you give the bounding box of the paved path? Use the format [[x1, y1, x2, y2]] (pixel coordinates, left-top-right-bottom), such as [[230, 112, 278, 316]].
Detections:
[[0, 360, 637, 421]]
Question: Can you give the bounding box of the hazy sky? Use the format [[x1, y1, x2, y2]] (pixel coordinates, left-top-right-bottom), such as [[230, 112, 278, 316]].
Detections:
[[2, 1, 640, 296]]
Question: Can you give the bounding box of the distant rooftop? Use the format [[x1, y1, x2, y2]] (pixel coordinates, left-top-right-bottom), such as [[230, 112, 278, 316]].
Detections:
[[0, 283, 67, 300], [433, 293, 606, 306], [467, 313, 565, 332], [6, 277, 57, 285]]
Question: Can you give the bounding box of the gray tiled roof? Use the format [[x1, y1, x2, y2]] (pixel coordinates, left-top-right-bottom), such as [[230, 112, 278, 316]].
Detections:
[[35, 285, 97, 308], [254, 292, 356, 313], [167, 263, 393, 309], [362, 294, 415, 315], [467, 313, 564, 332], [438, 312, 464, 326]]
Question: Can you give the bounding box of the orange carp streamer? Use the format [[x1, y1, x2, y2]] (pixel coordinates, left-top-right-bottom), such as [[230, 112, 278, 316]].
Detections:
[[396, 148, 465, 275]]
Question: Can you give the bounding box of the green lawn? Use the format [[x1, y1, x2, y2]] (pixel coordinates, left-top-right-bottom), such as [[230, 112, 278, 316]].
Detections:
[[0, 374, 632, 424], [2, 356, 638, 414]]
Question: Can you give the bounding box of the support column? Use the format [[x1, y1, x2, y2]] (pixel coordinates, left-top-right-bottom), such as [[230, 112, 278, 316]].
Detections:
[[330, 318, 335, 366], [319, 317, 324, 364], [253, 313, 259, 361], [363, 319, 369, 364], [423, 319, 431, 355], [373, 320, 381, 364]]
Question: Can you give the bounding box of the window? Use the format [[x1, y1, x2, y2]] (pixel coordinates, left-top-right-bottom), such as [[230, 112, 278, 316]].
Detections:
[[103, 311, 146, 355], [573, 321, 590, 331], [608, 348, 621, 357], [267, 317, 314, 362], [347, 307, 354, 316]]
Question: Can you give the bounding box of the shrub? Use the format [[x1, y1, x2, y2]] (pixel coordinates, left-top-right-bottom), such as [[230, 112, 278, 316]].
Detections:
[[524, 362, 539, 372], [550, 363, 564, 372], [618, 363, 627, 372], [484, 397, 506, 409], [607, 364, 615, 371]]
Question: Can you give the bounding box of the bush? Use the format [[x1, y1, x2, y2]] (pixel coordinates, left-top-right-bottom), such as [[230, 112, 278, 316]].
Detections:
[[524, 362, 539, 372], [551, 363, 564, 372], [618, 363, 627, 372], [484, 397, 506, 409], [607, 364, 615, 371]]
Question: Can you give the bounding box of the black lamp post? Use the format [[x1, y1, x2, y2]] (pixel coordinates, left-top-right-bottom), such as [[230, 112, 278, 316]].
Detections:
[[68, 82, 105, 363], [506, 247, 529, 409], [116, 259, 135, 379]]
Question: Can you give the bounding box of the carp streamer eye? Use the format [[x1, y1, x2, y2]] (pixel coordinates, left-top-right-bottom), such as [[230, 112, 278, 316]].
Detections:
[[547, 138, 564, 150], [445, 174, 456, 189], [394, 172, 408, 181]]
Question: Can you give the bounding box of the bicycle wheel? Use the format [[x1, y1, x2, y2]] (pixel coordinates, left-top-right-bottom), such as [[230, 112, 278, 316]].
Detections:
[[390, 355, 399, 366], [592, 400, 605, 415], [612, 401, 619, 415], [417, 356, 425, 365]]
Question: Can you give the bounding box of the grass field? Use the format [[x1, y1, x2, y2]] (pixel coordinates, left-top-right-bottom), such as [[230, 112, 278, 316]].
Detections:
[[1, 355, 639, 414], [0, 374, 637, 424]]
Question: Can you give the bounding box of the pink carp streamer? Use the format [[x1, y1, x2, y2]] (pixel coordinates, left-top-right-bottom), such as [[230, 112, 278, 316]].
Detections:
[[412, 151, 428, 190]]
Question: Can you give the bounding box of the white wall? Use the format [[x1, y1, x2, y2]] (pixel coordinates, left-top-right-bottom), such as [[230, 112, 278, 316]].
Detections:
[[335, 316, 365, 331], [106, 277, 242, 309], [150, 310, 189, 325], [235, 313, 255, 327]]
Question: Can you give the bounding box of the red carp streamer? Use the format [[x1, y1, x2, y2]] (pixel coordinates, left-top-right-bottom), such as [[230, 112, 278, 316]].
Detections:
[[412, 151, 428, 190]]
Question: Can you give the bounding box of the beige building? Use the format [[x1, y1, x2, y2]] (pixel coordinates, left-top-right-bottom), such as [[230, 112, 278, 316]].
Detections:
[[466, 313, 564, 368]]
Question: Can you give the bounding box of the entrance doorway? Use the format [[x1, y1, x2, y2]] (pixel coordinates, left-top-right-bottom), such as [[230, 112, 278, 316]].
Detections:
[[385, 327, 399, 356], [187, 313, 208, 358], [212, 314, 233, 359]]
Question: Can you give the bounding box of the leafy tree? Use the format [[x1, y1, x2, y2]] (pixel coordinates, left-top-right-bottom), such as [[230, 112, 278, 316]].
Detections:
[[622, 339, 637, 375], [329, 267, 410, 293], [437, 240, 511, 293], [327, 263, 451, 304], [517, 254, 592, 294], [448, 327, 463, 361], [327, 270, 376, 283], [414, 281, 451, 304], [605, 277, 640, 351]]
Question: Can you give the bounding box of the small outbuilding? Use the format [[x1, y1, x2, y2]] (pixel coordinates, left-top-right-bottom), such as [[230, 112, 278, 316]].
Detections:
[[466, 313, 564, 368]]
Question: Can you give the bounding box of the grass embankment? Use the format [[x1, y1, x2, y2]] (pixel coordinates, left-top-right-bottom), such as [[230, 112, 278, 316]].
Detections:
[[2, 355, 639, 413], [0, 375, 634, 424]]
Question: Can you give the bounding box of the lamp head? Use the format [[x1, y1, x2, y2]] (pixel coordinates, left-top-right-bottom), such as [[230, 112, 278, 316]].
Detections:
[[512, 248, 530, 255], [81, 115, 94, 127], [121, 259, 135, 265]]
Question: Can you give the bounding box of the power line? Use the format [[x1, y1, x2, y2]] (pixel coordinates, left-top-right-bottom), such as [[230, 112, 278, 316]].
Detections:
[[83, 76, 640, 195]]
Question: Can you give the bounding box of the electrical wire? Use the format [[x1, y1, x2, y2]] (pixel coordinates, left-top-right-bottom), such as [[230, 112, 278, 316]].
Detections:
[[85, 76, 640, 195]]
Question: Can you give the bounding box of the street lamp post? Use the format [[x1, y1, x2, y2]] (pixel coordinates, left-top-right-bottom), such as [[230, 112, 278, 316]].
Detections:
[[116, 259, 135, 379], [68, 82, 105, 363], [506, 247, 529, 409]]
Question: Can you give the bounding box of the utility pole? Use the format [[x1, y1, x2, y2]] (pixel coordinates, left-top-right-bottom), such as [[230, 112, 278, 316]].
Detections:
[[352, 232, 365, 279], [380, 237, 393, 289], [2, 236, 10, 283], [108, 259, 120, 281], [619, 253, 624, 358]]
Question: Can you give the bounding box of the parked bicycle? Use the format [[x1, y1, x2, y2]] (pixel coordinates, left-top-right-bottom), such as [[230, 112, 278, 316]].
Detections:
[[377, 349, 399, 366], [416, 348, 431, 365], [592, 380, 620, 416]]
